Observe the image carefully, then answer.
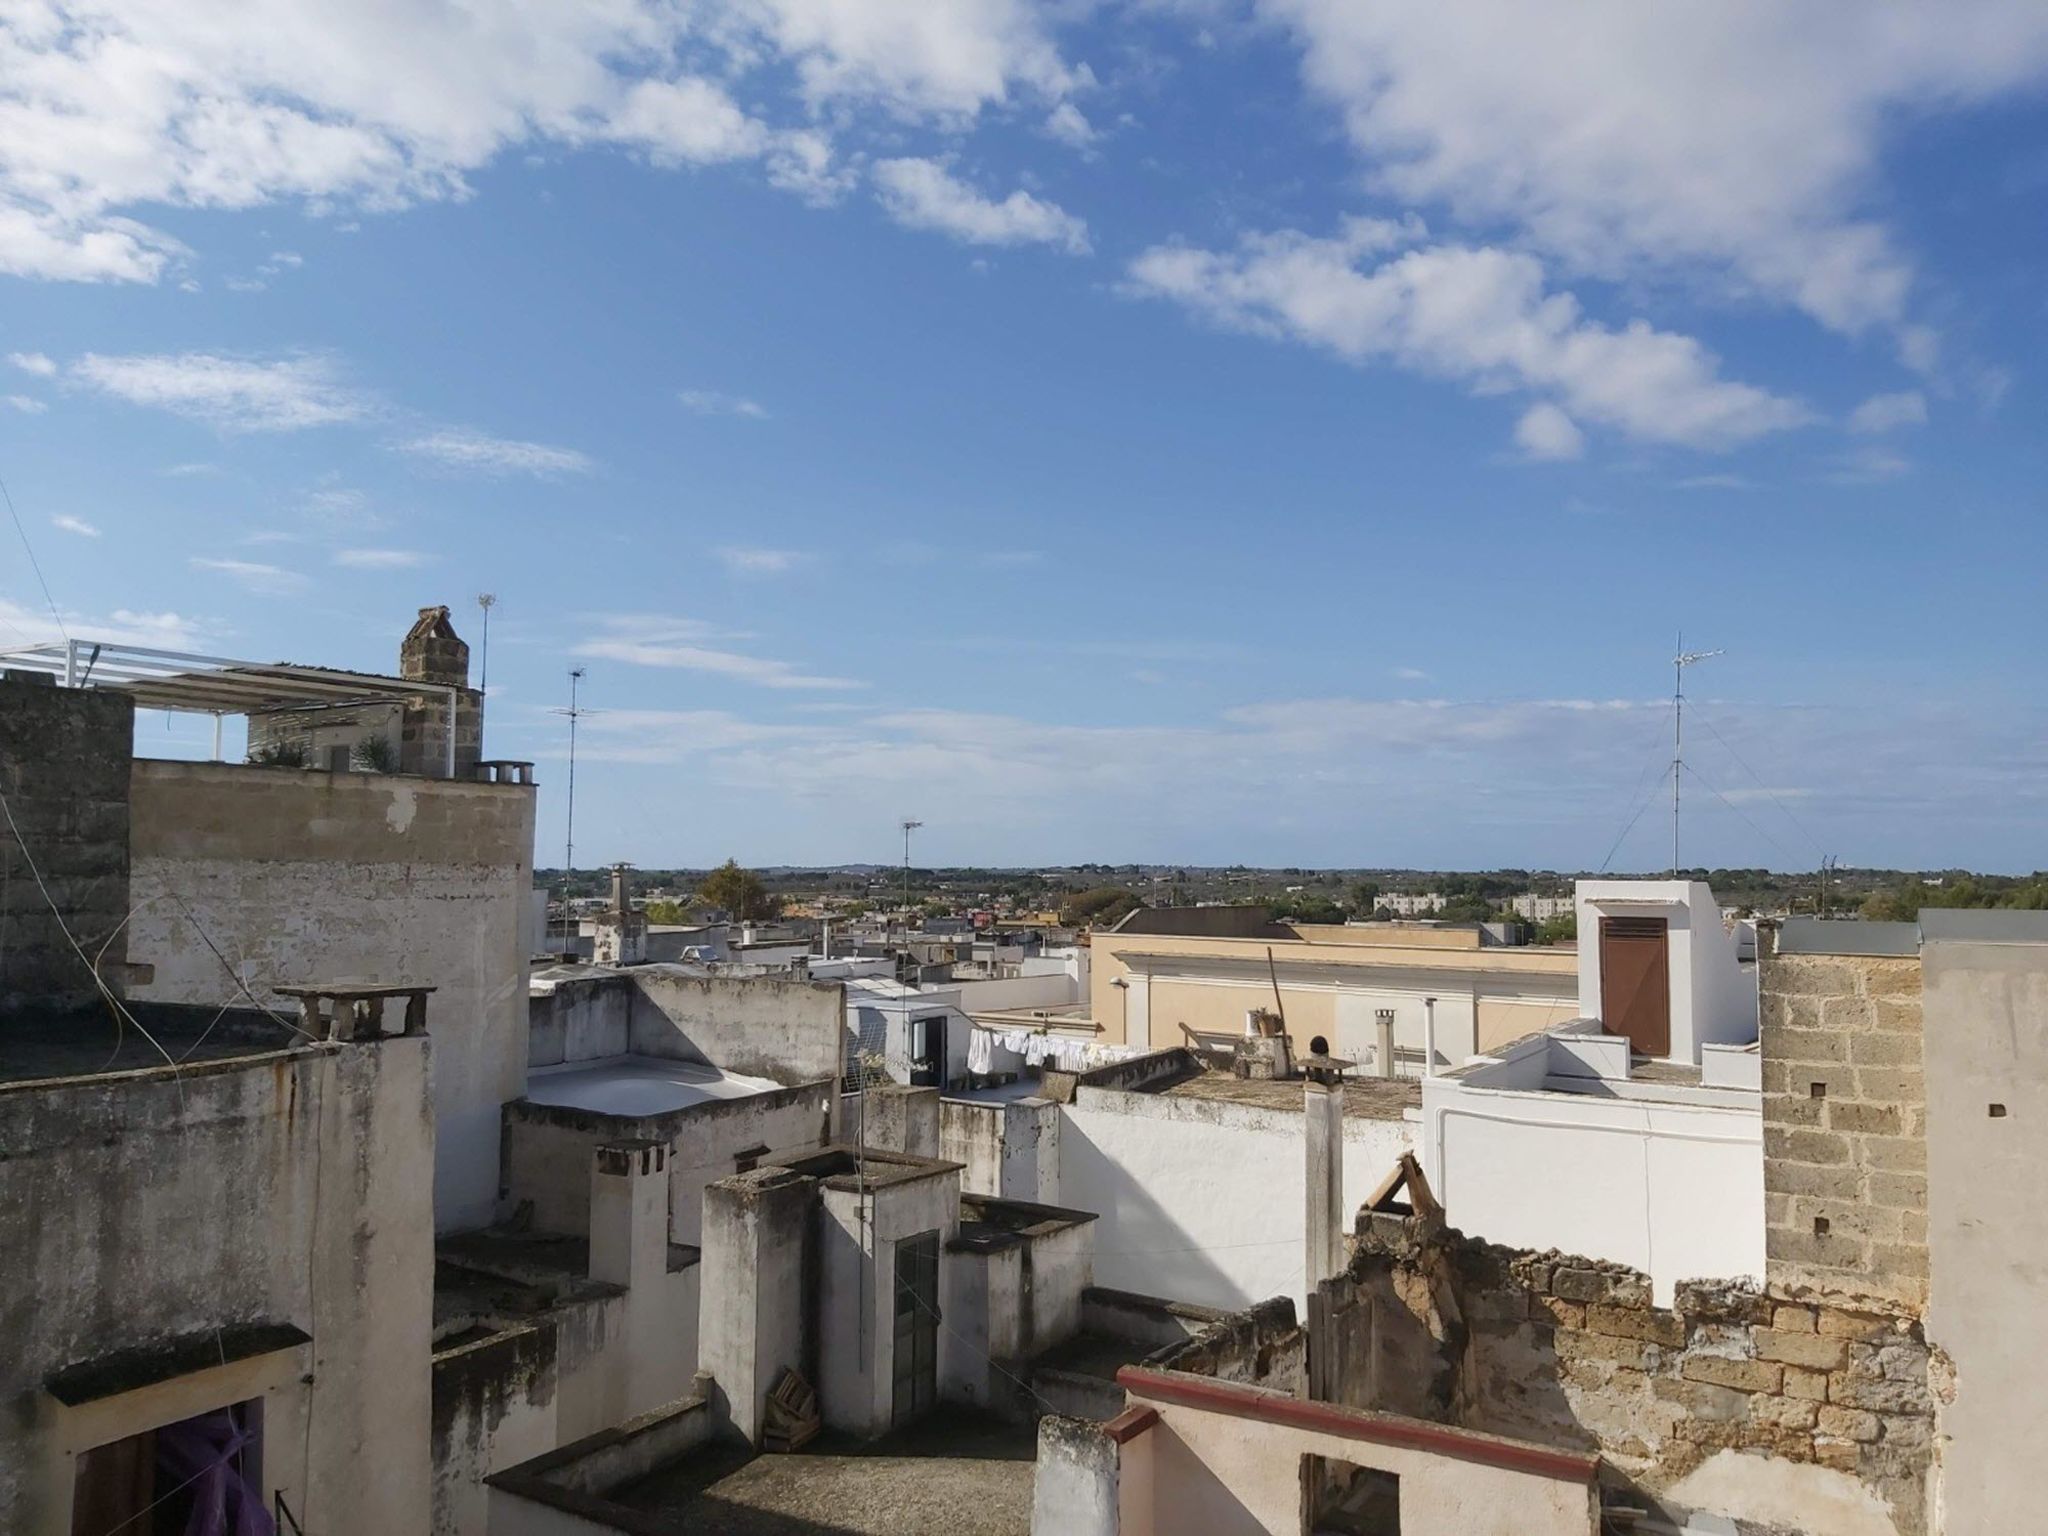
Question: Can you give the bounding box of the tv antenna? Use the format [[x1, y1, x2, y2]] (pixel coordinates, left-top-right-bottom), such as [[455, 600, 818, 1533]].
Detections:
[[475, 594, 497, 695], [551, 667, 595, 941], [1671, 635, 1724, 876], [900, 819, 923, 938]]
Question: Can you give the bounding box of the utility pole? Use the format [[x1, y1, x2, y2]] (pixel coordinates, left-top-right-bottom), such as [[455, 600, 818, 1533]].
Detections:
[[552, 667, 589, 944], [1671, 634, 1724, 877]]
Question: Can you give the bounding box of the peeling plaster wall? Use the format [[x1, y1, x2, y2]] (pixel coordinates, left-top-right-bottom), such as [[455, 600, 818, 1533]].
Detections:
[[0, 1037, 434, 1534], [125, 761, 536, 1231]]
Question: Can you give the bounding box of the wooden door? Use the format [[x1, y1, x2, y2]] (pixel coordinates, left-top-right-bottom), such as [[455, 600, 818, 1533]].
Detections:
[[1599, 917, 1670, 1058]]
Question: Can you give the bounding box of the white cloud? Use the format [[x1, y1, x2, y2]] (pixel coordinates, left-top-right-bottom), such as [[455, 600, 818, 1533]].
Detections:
[[0, 598, 211, 649], [715, 546, 803, 575], [1514, 402, 1584, 462], [679, 389, 768, 419], [8, 351, 56, 376], [1254, 1, 2048, 340], [334, 548, 428, 569], [50, 514, 99, 537], [1045, 101, 1096, 148], [396, 428, 591, 477], [1127, 219, 1808, 452], [0, 2, 1077, 281], [4, 393, 46, 413], [1847, 390, 1927, 434], [1821, 446, 1912, 484], [188, 556, 308, 594], [576, 617, 862, 690], [872, 157, 1090, 253], [70, 351, 366, 431]]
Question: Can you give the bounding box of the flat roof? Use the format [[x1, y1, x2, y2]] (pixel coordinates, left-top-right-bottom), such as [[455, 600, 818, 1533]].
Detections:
[[609, 1413, 1036, 1535], [523, 1057, 781, 1117], [1150, 1066, 1421, 1121], [0, 1004, 305, 1087]]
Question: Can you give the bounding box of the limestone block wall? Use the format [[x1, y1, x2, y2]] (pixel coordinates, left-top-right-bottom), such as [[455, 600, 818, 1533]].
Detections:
[[1760, 949, 1927, 1307], [1333, 1219, 1935, 1536]]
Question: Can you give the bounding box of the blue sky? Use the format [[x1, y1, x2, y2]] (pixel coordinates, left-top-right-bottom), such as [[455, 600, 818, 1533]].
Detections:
[[1, 2, 2044, 872]]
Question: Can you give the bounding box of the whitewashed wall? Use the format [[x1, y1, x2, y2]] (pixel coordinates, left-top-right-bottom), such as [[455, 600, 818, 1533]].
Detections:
[[1059, 1087, 1416, 1310], [1422, 1075, 1764, 1303]]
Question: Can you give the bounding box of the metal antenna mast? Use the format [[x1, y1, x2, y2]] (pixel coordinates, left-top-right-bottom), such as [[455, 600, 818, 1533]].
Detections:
[[475, 593, 496, 695], [1671, 634, 1724, 876], [551, 667, 590, 943], [899, 818, 923, 938]]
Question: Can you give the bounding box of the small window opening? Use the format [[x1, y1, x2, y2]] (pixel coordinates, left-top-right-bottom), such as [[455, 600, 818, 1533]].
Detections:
[[1809, 1082, 1827, 1100], [1303, 1455, 1399, 1535], [1989, 1104, 2008, 1118], [1813, 1216, 1831, 1237]]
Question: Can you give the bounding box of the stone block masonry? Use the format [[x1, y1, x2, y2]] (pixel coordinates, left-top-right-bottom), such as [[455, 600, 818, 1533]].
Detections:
[[0, 675, 133, 1015], [1760, 946, 1927, 1308], [1333, 1218, 1937, 1536]]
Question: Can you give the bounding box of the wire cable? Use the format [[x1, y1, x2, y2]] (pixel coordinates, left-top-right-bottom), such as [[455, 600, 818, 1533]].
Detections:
[[1689, 708, 1828, 860], [1680, 761, 1800, 867], [2, 473, 68, 642], [1596, 704, 1676, 874]]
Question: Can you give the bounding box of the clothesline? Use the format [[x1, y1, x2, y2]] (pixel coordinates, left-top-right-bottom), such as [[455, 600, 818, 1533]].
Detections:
[[966, 1026, 1141, 1076]]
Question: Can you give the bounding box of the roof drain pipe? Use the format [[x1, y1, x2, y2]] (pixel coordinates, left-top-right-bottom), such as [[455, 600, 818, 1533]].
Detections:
[[1423, 995, 1439, 1078]]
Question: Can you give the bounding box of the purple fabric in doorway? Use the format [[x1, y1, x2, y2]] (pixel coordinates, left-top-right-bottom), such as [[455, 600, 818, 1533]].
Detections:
[[155, 1409, 275, 1536]]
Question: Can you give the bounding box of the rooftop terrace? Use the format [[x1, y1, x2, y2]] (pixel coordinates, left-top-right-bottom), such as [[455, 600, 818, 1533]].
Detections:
[[1149, 1064, 1422, 1121], [524, 1057, 783, 1118], [609, 1413, 1037, 1536], [0, 1002, 304, 1088]]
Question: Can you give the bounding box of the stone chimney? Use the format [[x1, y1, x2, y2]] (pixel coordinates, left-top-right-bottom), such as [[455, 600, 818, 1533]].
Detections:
[[396, 605, 482, 778], [399, 605, 470, 687]]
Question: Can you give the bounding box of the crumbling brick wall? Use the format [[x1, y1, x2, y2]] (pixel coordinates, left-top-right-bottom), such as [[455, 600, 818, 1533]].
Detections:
[[1761, 947, 1927, 1308], [1330, 1215, 1935, 1535]]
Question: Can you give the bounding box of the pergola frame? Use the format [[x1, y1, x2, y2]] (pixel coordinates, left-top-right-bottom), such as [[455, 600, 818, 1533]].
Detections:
[[0, 637, 460, 777]]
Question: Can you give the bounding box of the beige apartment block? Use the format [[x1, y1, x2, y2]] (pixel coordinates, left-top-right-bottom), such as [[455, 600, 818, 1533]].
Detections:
[[1089, 912, 1578, 1072]]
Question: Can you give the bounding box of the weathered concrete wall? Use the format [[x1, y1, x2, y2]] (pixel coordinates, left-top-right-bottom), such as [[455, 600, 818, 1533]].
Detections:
[[0, 1035, 435, 1534], [527, 975, 633, 1068], [818, 1169, 960, 1437], [628, 969, 844, 1088], [126, 760, 535, 1231], [941, 1096, 1062, 1202], [1921, 923, 2048, 1536], [862, 1083, 941, 1157], [1761, 948, 1927, 1308], [1032, 1415, 1121, 1536], [501, 1081, 831, 1240], [1333, 1216, 1933, 1536], [432, 1324, 563, 1536], [0, 675, 132, 1015], [1060, 1084, 1415, 1309], [699, 1167, 814, 1445]]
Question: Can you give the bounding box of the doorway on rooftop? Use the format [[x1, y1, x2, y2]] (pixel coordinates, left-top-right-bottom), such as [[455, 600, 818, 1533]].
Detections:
[[1600, 915, 1671, 1058]]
